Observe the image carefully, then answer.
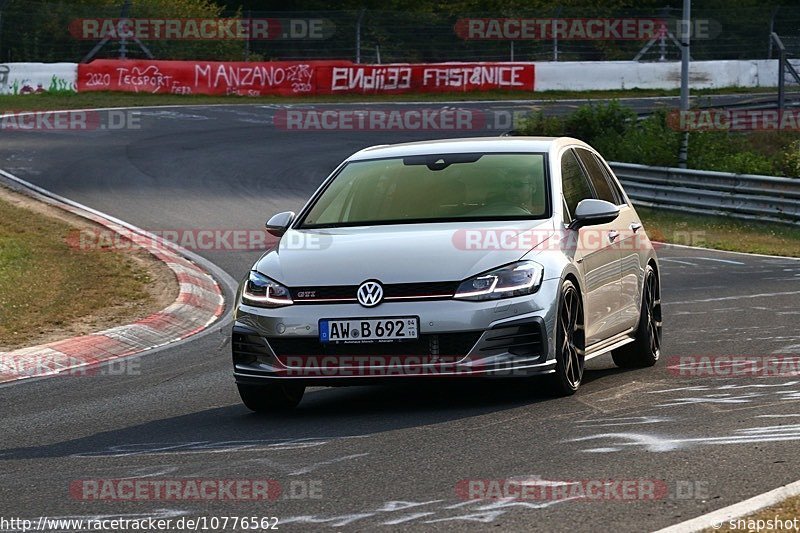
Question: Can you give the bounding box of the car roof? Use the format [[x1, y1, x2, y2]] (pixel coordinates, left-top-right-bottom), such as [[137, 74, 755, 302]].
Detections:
[[347, 136, 592, 161]]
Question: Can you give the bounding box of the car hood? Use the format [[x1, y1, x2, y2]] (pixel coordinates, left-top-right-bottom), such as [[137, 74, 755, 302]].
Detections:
[[254, 219, 555, 286]]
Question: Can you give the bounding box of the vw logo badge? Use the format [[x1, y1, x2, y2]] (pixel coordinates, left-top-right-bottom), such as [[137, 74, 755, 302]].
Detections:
[[357, 281, 384, 307]]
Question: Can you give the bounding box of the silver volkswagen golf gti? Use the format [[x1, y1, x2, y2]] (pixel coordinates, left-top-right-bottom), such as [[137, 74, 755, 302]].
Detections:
[[233, 137, 662, 411]]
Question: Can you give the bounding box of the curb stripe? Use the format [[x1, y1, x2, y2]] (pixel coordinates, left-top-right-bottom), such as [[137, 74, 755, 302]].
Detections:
[[0, 170, 228, 384]]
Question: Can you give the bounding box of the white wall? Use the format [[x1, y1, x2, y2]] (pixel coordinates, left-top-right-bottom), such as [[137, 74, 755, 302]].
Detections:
[[0, 63, 77, 95], [534, 60, 784, 91], [0, 60, 792, 96]]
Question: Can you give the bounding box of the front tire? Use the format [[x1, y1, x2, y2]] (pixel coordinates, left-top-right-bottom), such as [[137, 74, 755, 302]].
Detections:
[[546, 279, 585, 396], [612, 264, 662, 368], [237, 383, 305, 412]]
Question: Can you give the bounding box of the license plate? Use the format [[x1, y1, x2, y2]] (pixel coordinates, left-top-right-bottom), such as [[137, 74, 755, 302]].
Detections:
[[319, 317, 419, 343]]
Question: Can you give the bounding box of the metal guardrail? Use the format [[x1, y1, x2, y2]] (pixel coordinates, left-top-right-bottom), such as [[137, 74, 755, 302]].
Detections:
[[609, 162, 800, 225]]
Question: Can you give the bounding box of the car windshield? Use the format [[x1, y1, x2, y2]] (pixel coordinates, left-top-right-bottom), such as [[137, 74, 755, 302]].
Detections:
[[299, 152, 548, 228]]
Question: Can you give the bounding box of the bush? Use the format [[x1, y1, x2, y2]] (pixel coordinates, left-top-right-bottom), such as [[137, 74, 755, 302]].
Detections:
[[1, 0, 245, 62], [688, 132, 777, 176], [516, 101, 800, 177], [515, 111, 564, 137], [779, 140, 800, 178], [600, 110, 681, 167], [562, 100, 635, 143]]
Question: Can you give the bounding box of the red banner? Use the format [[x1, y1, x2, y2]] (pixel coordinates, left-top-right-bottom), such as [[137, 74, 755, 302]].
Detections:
[[315, 63, 535, 94], [78, 60, 535, 96], [78, 59, 348, 96]]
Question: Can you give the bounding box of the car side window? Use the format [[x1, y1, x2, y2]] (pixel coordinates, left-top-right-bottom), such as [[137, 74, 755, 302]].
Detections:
[[575, 148, 618, 205], [561, 149, 595, 218], [591, 152, 627, 205]]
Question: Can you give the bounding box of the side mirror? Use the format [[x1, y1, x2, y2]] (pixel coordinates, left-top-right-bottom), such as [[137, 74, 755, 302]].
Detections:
[[265, 211, 295, 237], [569, 199, 619, 229]]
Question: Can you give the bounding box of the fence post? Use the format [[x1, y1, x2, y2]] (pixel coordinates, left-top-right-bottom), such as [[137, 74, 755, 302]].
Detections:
[[355, 9, 365, 63], [772, 33, 786, 111], [0, 0, 8, 62], [678, 0, 691, 169], [768, 6, 779, 59], [119, 0, 131, 59], [659, 6, 669, 61], [778, 42, 785, 111], [244, 10, 250, 61], [552, 6, 562, 61], [552, 22, 558, 61]]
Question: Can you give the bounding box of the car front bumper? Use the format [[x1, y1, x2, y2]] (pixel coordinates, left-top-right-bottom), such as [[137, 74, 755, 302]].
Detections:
[[232, 278, 561, 385]]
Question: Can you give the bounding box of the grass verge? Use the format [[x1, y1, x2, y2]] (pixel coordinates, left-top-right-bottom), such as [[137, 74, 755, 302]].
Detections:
[[0, 86, 782, 112], [0, 186, 176, 350], [638, 207, 800, 258]]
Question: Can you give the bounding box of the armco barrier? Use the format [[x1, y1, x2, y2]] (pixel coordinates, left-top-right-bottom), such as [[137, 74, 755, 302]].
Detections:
[[77, 60, 536, 96], [0, 62, 77, 95], [609, 162, 800, 225]]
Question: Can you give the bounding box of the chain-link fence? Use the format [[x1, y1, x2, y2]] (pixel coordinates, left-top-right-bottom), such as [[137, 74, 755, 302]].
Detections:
[[1, 1, 799, 64]]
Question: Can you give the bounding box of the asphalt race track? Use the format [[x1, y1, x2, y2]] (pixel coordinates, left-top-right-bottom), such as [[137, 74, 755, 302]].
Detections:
[[1, 102, 800, 532]]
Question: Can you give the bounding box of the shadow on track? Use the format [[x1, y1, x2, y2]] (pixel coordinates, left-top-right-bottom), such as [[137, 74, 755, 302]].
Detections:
[[0, 370, 628, 462]]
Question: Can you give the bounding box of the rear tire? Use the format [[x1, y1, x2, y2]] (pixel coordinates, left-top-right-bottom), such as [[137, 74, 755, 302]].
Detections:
[[546, 279, 585, 396], [612, 264, 662, 368], [237, 383, 305, 412]]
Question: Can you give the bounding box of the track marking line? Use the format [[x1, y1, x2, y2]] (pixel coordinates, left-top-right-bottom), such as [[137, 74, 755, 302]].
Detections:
[[653, 478, 800, 533]]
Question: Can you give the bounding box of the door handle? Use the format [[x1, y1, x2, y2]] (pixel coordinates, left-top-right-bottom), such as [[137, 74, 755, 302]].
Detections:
[[630, 222, 642, 233], [608, 230, 619, 242]]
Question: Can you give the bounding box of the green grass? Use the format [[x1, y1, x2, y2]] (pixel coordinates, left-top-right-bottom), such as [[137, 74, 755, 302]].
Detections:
[[638, 207, 800, 257], [0, 194, 155, 349], [0, 86, 783, 112]]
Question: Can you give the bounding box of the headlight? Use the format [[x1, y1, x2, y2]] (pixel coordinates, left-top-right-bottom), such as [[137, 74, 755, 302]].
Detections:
[[454, 261, 543, 301], [242, 271, 293, 307]]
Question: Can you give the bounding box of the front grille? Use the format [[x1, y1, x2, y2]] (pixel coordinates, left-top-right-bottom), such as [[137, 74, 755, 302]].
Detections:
[[479, 322, 545, 357], [290, 281, 460, 303], [384, 282, 460, 298], [269, 332, 481, 364]]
